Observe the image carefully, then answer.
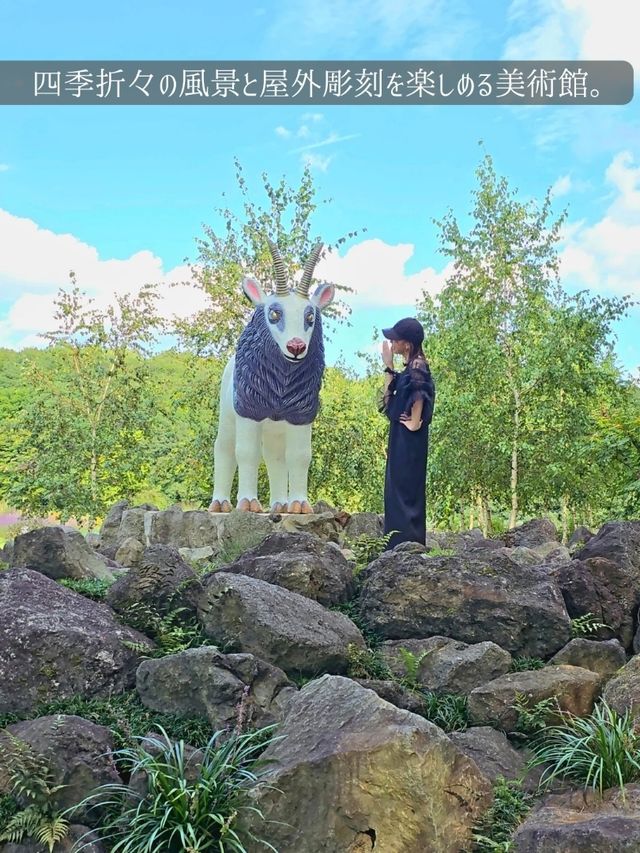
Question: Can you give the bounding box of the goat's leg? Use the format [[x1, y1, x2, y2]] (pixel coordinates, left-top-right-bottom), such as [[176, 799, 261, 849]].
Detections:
[[262, 420, 288, 513], [235, 416, 264, 512], [209, 410, 236, 514], [286, 423, 313, 514]]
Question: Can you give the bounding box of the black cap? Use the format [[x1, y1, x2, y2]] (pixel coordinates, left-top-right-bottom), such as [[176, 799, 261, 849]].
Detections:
[[382, 317, 424, 346]]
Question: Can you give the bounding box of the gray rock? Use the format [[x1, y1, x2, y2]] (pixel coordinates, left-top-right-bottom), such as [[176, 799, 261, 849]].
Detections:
[[351, 679, 425, 714], [501, 517, 558, 548], [136, 646, 296, 729], [549, 638, 626, 678], [0, 715, 120, 825], [0, 568, 153, 713], [359, 551, 571, 658], [449, 726, 539, 791], [603, 655, 640, 719], [244, 675, 492, 853], [106, 544, 201, 616], [196, 572, 364, 677], [114, 535, 144, 567], [222, 531, 355, 606], [513, 785, 640, 852], [277, 510, 344, 543], [568, 525, 594, 551], [379, 637, 512, 695], [553, 558, 628, 644], [344, 512, 383, 541], [98, 499, 130, 547], [468, 665, 602, 731], [10, 526, 115, 581]]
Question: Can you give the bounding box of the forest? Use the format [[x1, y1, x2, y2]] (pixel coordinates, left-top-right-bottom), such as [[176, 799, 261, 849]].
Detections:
[[0, 153, 638, 539]]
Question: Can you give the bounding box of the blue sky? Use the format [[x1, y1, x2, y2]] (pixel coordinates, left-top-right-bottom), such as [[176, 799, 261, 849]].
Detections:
[[0, 0, 638, 377]]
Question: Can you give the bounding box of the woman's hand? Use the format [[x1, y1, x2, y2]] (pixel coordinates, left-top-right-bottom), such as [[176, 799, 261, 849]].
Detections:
[[399, 413, 423, 431], [382, 340, 394, 369]]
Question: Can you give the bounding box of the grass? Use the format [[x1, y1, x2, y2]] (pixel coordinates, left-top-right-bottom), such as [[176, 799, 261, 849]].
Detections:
[[472, 777, 532, 852], [58, 577, 114, 601], [527, 700, 640, 796], [421, 691, 469, 733], [510, 657, 545, 673]]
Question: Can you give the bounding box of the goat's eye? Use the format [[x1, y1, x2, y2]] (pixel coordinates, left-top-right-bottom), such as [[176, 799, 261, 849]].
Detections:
[[305, 311, 315, 325], [268, 309, 281, 323]]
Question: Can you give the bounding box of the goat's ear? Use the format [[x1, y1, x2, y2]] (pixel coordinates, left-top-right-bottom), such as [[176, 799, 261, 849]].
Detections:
[[311, 281, 335, 311], [242, 276, 265, 305]]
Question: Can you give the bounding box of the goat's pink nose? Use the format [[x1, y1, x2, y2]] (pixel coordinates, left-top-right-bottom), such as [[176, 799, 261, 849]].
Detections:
[[286, 337, 306, 356]]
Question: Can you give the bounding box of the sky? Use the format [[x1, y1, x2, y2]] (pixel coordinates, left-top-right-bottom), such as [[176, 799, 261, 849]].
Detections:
[[0, 0, 639, 377]]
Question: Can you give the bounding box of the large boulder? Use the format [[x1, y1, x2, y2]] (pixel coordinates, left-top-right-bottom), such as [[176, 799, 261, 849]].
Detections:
[[10, 526, 115, 581], [0, 569, 153, 713], [196, 572, 364, 677], [359, 551, 571, 658], [379, 637, 512, 694], [222, 531, 355, 606], [98, 499, 130, 548], [549, 638, 627, 679], [247, 675, 492, 853], [501, 517, 558, 548], [513, 785, 640, 852], [136, 647, 296, 729], [105, 544, 201, 615], [559, 521, 640, 649], [344, 512, 383, 541], [0, 715, 120, 826], [603, 655, 640, 719], [468, 665, 602, 731], [278, 511, 344, 543], [350, 679, 425, 714], [568, 525, 594, 551]]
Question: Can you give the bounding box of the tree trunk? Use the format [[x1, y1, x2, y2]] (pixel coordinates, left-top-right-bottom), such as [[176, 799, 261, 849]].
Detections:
[[482, 495, 493, 536], [560, 494, 569, 544]]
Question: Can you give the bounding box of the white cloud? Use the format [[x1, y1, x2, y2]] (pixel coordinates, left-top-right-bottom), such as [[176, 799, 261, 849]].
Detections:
[[0, 164, 9, 172], [301, 152, 333, 172], [550, 173, 572, 198], [0, 209, 208, 348], [558, 150, 640, 295], [314, 238, 452, 308], [274, 125, 291, 138]]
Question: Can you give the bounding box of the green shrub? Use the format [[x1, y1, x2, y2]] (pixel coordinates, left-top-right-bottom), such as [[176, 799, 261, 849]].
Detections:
[[570, 612, 610, 638], [119, 601, 215, 659], [346, 530, 396, 574], [396, 647, 433, 689], [421, 691, 468, 732], [71, 725, 279, 853], [330, 599, 383, 650], [0, 731, 70, 852], [58, 577, 114, 601], [528, 700, 640, 795], [472, 777, 532, 852], [512, 694, 558, 737], [346, 644, 393, 681], [510, 657, 545, 673]]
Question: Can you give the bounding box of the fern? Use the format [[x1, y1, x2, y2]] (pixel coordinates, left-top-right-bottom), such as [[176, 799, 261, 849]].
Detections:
[[397, 647, 433, 688], [347, 530, 398, 573], [570, 612, 610, 638]]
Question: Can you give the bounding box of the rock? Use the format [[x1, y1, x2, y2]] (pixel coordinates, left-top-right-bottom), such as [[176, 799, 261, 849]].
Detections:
[[549, 638, 626, 679], [10, 526, 115, 581], [245, 675, 492, 853], [114, 535, 144, 567], [379, 637, 512, 695], [449, 726, 538, 791], [568, 525, 594, 551], [468, 665, 602, 731], [196, 572, 364, 677], [344, 512, 384, 541], [98, 499, 130, 547], [278, 510, 343, 543], [574, 521, 640, 569], [513, 785, 640, 852], [312, 500, 338, 515], [85, 532, 101, 549], [0, 715, 120, 825], [554, 558, 628, 644], [0, 824, 106, 852], [501, 517, 558, 548], [603, 655, 640, 719], [359, 551, 571, 658], [114, 506, 148, 547], [428, 528, 486, 552], [178, 546, 215, 566], [222, 531, 355, 606], [136, 647, 296, 729], [0, 568, 153, 713], [351, 679, 425, 714], [105, 544, 201, 616]]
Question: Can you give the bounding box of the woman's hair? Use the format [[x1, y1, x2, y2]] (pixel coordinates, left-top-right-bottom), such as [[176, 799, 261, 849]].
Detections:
[[406, 341, 427, 365]]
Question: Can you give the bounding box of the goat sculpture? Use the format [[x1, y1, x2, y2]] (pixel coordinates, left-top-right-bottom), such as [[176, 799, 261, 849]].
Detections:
[[208, 237, 335, 514]]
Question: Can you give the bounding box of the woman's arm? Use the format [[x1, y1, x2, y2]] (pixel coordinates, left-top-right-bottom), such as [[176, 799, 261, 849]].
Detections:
[[399, 398, 423, 431]]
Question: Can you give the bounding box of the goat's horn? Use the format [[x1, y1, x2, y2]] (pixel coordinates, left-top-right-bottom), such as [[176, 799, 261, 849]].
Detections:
[[295, 240, 324, 298], [266, 236, 289, 296]]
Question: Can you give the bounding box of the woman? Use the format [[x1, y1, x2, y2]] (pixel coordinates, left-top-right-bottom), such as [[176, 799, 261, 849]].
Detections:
[[379, 317, 435, 550]]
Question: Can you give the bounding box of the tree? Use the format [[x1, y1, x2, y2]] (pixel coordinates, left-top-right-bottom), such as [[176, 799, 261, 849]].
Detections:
[[5, 278, 163, 526]]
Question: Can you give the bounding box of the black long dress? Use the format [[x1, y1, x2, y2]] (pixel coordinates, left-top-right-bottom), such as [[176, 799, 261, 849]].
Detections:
[[380, 358, 436, 550]]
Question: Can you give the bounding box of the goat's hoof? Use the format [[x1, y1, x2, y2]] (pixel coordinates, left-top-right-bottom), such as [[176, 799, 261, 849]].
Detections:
[[220, 500, 232, 513], [288, 500, 302, 514], [270, 501, 288, 514], [250, 499, 264, 513], [300, 500, 313, 514], [208, 499, 222, 513], [236, 498, 251, 512]]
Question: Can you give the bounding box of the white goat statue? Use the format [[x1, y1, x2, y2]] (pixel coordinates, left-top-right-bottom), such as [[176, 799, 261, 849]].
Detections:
[[208, 237, 335, 514]]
